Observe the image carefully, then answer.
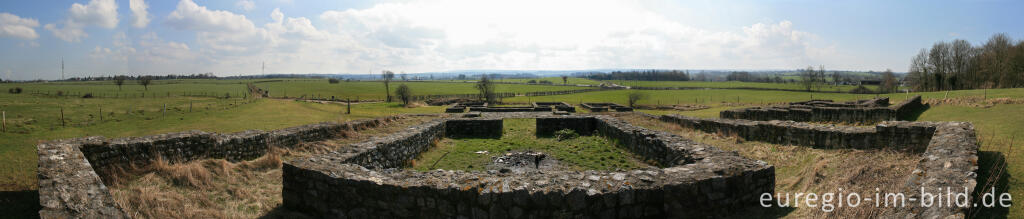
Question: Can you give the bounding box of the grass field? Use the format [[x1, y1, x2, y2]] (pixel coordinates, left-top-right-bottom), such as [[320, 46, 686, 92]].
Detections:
[[441, 77, 604, 86], [1, 78, 1022, 217], [253, 79, 589, 100], [606, 80, 880, 92], [412, 118, 649, 171]]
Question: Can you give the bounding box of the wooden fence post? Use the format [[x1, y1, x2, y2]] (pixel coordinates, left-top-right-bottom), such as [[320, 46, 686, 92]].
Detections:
[[99, 106, 102, 121], [2, 111, 6, 132], [60, 107, 65, 127], [189, 101, 193, 112], [347, 98, 351, 114], [162, 104, 166, 117]]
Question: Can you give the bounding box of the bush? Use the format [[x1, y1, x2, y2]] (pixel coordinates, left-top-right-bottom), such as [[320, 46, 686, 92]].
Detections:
[[527, 80, 537, 84], [849, 85, 874, 94], [56, 91, 64, 96], [328, 78, 340, 84], [8, 87, 22, 94], [554, 129, 579, 141], [538, 80, 553, 85], [82, 93, 94, 98]]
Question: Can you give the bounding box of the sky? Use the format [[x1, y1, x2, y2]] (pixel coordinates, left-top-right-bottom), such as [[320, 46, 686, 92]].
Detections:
[[0, 0, 1022, 80]]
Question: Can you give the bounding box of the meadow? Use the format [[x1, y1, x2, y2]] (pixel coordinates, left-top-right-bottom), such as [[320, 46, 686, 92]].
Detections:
[[606, 80, 881, 92], [1, 77, 1021, 217]]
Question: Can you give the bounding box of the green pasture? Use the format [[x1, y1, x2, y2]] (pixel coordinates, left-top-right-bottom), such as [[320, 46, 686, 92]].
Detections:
[[253, 79, 588, 100], [605, 80, 880, 92]]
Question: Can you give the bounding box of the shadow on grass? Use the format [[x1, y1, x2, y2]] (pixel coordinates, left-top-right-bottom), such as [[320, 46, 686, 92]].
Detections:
[[899, 104, 931, 121], [0, 190, 40, 219], [969, 151, 1011, 219], [258, 205, 313, 219]]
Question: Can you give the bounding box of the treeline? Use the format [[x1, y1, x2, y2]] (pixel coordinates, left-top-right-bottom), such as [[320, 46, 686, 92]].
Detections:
[[65, 73, 218, 81], [908, 33, 1024, 91], [585, 70, 690, 81]]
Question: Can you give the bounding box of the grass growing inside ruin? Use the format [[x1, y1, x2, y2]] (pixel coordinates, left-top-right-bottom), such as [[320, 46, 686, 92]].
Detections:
[[613, 113, 920, 218], [412, 118, 649, 171], [107, 116, 441, 218]]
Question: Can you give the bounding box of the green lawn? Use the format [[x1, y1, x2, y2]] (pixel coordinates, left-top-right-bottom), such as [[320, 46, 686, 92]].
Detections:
[[412, 118, 649, 171], [440, 77, 604, 86], [605, 80, 879, 92], [253, 79, 589, 100]]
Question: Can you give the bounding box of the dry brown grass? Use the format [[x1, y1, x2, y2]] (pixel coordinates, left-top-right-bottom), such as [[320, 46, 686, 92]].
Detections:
[[108, 115, 441, 218], [613, 113, 919, 218]]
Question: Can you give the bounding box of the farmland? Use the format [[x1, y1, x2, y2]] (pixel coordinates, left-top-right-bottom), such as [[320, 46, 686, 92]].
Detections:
[[1, 77, 1021, 218]]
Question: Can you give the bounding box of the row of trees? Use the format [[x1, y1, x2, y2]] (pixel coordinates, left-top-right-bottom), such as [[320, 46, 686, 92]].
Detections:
[[111, 75, 153, 90], [907, 33, 1024, 91], [585, 70, 691, 81], [70, 73, 216, 81]]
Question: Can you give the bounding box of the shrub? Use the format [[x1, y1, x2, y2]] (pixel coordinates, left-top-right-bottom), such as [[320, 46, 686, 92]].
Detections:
[[555, 129, 579, 141], [849, 85, 874, 94], [538, 80, 554, 85], [82, 93, 94, 98], [56, 91, 64, 96], [328, 78, 340, 84], [527, 80, 537, 84], [8, 87, 22, 94]]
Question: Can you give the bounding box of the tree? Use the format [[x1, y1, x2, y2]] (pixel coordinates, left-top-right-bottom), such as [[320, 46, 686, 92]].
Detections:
[[831, 72, 842, 85], [139, 76, 153, 90], [561, 75, 568, 85], [880, 69, 898, 93], [395, 84, 412, 106], [381, 70, 395, 102], [799, 66, 816, 91], [400, 73, 408, 81], [114, 75, 126, 90], [627, 92, 647, 107], [475, 75, 496, 104]]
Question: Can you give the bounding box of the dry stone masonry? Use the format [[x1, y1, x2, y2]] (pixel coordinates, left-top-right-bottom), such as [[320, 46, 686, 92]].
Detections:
[[283, 115, 775, 218], [657, 113, 979, 218], [581, 103, 634, 112], [720, 95, 925, 124], [36, 116, 402, 218]]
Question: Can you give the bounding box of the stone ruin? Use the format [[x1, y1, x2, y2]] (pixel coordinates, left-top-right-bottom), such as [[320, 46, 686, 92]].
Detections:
[[486, 151, 561, 173], [36, 116, 403, 218], [446, 102, 577, 113], [581, 103, 634, 112], [657, 114, 980, 218], [282, 114, 775, 218], [34, 103, 980, 218], [720, 95, 926, 124]]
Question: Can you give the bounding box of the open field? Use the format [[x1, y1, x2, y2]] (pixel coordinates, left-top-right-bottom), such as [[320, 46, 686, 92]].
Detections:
[[606, 80, 881, 92], [253, 79, 589, 99], [411, 118, 649, 171], [2, 78, 1022, 218]]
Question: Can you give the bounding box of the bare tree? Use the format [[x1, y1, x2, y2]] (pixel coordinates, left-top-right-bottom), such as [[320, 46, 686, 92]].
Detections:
[[880, 69, 898, 93], [382, 70, 395, 102], [114, 75, 126, 91], [561, 75, 568, 85], [138, 76, 153, 91], [627, 92, 647, 107], [475, 75, 496, 104], [800, 66, 816, 91], [395, 84, 412, 106]]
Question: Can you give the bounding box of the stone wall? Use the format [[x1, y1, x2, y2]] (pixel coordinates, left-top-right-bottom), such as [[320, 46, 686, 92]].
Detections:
[[887, 122, 979, 218], [659, 113, 980, 218], [660, 115, 936, 152], [719, 95, 926, 124], [282, 115, 775, 218], [535, 117, 596, 136], [581, 103, 633, 112], [445, 119, 503, 138], [36, 116, 399, 218]]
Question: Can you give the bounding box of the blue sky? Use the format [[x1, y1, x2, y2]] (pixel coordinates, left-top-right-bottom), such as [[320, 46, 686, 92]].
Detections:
[[0, 0, 1022, 80]]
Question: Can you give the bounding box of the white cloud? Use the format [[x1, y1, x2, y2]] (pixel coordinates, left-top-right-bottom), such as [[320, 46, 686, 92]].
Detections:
[[167, 0, 256, 33], [0, 13, 40, 40], [312, 0, 835, 71], [236, 0, 255, 11], [129, 0, 150, 28], [46, 0, 119, 42], [138, 0, 837, 75]]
